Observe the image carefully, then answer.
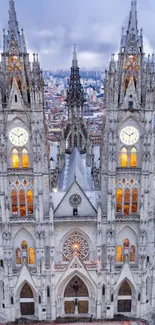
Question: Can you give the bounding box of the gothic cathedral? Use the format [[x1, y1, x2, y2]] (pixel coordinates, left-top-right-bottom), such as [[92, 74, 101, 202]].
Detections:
[[0, 0, 154, 322]]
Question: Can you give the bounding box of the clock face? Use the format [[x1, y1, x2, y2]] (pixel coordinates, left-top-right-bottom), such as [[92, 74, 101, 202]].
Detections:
[[120, 126, 139, 145], [9, 127, 28, 147]]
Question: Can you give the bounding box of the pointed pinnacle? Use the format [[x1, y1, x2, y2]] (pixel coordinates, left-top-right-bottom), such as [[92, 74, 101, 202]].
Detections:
[[128, 0, 138, 34], [72, 44, 78, 68]]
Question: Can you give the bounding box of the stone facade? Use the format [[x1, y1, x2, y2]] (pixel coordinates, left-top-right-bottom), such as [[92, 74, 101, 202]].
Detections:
[[0, 0, 154, 322]]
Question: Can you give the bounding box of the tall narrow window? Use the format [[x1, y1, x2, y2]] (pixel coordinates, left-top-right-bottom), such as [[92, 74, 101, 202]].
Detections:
[[120, 147, 127, 167], [16, 248, 21, 264], [123, 238, 129, 260], [29, 247, 35, 265], [132, 188, 138, 213], [27, 190, 33, 214], [22, 148, 29, 168], [124, 188, 130, 215], [125, 75, 130, 90], [19, 190, 26, 217], [22, 241, 28, 264], [116, 189, 123, 212], [12, 149, 19, 168], [130, 245, 135, 262], [130, 147, 137, 167], [11, 190, 18, 214], [116, 245, 123, 262]]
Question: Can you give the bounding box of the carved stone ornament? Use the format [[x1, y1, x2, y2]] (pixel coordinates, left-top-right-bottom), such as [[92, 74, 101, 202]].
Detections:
[[69, 194, 82, 208]]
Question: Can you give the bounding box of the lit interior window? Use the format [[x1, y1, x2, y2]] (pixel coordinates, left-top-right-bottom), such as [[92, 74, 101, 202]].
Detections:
[[19, 190, 26, 217], [130, 245, 135, 262], [116, 245, 123, 262], [22, 240, 28, 264], [116, 188, 123, 212], [29, 247, 35, 264], [22, 148, 29, 168], [130, 147, 137, 167], [132, 188, 138, 213], [124, 188, 130, 215], [16, 248, 21, 264], [120, 147, 127, 167], [27, 190, 33, 214], [11, 190, 18, 213], [12, 148, 19, 168]]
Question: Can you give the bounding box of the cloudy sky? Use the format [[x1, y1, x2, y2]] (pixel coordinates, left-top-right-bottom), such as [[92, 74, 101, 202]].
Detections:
[[0, 0, 155, 69]]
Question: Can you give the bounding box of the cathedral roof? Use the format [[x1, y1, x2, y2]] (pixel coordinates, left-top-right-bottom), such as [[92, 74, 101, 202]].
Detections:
[[58, 147, 93, 191]]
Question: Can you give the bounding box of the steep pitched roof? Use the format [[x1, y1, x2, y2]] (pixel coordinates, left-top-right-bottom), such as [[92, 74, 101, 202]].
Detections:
[[58, 147, 93, 191]]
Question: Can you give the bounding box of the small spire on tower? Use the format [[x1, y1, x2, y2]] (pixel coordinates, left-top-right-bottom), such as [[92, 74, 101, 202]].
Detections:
[[72, 44, 78, 69]]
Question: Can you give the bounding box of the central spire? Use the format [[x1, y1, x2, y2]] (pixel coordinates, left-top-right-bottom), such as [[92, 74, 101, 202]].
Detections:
[[8, 0, 20, 42], [127, 0, 138, 35], [72, 44, 78, 69], [120, 0, 143, 54]]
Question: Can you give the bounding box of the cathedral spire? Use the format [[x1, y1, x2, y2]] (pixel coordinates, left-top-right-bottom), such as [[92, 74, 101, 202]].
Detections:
[[3, 0, 27, 53], [66, 45, 85, 122], [72, 44, 78, 68], [8, 0, 19, 40], [127, 0, 138, 36], [120, 0, 143, 54]]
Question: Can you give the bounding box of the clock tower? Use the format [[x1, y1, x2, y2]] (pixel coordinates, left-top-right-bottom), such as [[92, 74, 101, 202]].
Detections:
[[101, 0, 155, 316], [0, 0, 52, 321]]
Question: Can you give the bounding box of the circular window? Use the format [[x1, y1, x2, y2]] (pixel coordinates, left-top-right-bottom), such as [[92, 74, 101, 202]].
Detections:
[[69, 194, 82, 207], [63, 231, 89, 261]]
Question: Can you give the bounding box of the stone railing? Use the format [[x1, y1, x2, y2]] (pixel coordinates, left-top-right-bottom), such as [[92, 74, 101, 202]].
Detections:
[[10, 214, 35, 223], [115, 214, 140, 222]]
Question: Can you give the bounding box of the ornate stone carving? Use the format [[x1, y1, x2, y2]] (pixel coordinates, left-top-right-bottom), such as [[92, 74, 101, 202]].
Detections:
[[62, 231, 90, 261], [69, 194, 82, 208]]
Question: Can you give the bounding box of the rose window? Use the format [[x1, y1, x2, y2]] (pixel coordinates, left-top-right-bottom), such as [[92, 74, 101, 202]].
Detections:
[[62, 231, 90, 261], [69, 194, 82, 208]]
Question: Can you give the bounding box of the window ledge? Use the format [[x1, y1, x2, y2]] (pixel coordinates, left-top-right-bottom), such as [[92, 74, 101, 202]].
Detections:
[[115, 214, 140, 222], [10, 215, 35, 222]]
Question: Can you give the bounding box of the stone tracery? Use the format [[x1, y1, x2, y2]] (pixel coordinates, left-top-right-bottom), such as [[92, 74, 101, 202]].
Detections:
[[62, 231, 90, 261]]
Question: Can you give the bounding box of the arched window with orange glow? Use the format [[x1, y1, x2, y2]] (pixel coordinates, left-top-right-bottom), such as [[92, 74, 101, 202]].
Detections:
[[124, 188, 130, 215], [19, 190, 26, 217], [16, 248, 21, 264], [130, 147, 137, 167], [116, 246, 123, 262], [116, 188, 123, 213], [22, 148, 29, 168], [132, 188, 138, 213], [29, 247, 35, 264], [12, 148, 19, 168], [120, 147, 128, 167], [22, 240, 28, 264], [11, 190, 18, 214], [27, 190, 33, 215], [130, 245, 135, 262], [123, 238, 130, 261]]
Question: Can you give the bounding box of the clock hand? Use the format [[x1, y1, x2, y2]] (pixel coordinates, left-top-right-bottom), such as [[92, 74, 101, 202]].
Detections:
[[19, 133, 23, 137], [129, 133, 134, 137], [12, 132, 18, 137]]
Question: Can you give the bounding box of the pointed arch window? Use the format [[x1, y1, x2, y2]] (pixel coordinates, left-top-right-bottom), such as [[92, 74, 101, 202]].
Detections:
[[116, 188, 123, 212], [125, 75, 130, 90], [12, 148, 19, 168], [124, 188, 130, 215], [132, 188, 138, 213], [116, 245, 123, 262], [130, 245, 135, 262], [16, 248, 21, 264], [19, 190, 26, 217], [123, 238, 130, 260], [11, 190, 18, 213], [22, 148, 29, 168], [27, 190, 33, 214], [120, 147, 128, 167], [22, 240, 28, 263], [130, 147, 137, 167], [29, 247, 35, 265]]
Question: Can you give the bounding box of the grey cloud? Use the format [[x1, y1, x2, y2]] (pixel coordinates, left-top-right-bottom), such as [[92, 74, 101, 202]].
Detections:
[[0, 0, 155, 69]]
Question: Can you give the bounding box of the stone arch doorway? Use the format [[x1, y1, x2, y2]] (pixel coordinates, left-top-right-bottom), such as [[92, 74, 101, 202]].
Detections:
[[117, 280, 132, 313], [64, 276, 89, 314], [20, 283, 35, 316]]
